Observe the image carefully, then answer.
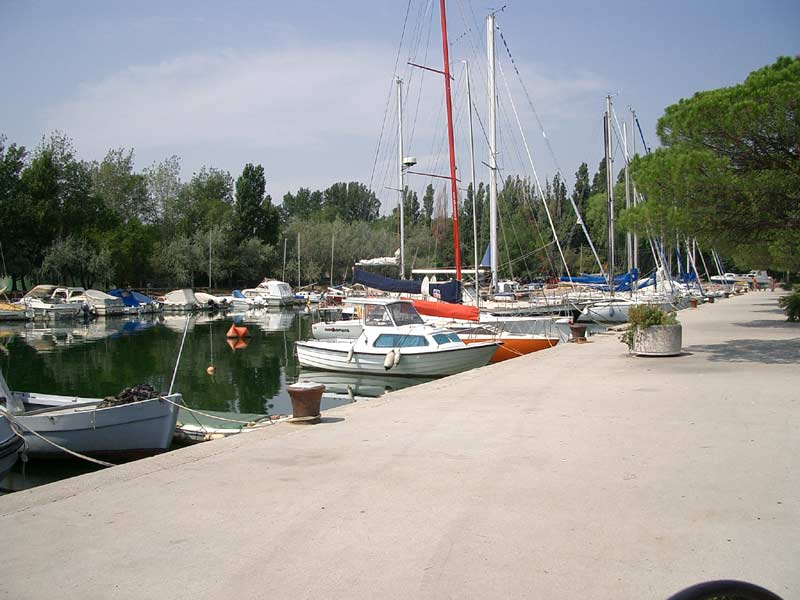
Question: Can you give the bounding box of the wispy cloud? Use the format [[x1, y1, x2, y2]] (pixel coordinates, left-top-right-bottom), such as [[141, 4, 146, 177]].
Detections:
[[46, 45, 390, 150], [42, 43, 610, 198]]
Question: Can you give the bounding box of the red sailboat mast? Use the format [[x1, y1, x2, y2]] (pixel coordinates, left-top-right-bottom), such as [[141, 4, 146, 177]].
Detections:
[[439, 0, 462, 281]]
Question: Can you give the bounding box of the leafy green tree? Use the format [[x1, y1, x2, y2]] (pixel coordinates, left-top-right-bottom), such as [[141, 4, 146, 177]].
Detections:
[[92, 148, 152, 224], [235, 163, 280, 245], [421, 184, 435, 225], [0, 137, 31, 290], [281, 187, 323, 222], [590, 159, 607, 197], [629, 56, 800, 271], [39, 235, 112, 288], [144, 155, 182, 229], [322, 182, 380, 222]]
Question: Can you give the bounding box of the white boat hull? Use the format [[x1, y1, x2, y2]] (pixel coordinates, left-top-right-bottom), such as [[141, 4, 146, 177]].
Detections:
[[296, 340, 498, 377], [578, 299, 675, 323], [312, 320, 363, 339], [11, 392, 182, 458], [0, 415, 23, 480]]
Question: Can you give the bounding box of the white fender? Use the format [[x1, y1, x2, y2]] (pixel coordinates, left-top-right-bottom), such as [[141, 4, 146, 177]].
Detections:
[[393, 348, 401, 367], [384, 349, 396, 370], [346, 344, 355, 363]]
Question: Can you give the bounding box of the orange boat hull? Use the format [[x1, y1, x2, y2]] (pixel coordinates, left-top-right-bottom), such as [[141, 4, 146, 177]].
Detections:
[[462, 336, 558, 362]]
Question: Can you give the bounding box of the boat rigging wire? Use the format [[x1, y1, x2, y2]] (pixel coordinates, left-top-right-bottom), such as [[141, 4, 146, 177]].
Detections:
[[368, 0, 414, 195]]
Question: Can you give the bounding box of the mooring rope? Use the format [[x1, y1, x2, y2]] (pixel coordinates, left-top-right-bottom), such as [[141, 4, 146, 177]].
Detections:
[[3, 410, 114, 468]]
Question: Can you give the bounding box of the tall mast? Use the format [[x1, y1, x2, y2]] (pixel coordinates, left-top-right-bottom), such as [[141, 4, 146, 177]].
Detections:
[[631, 108, 639, 271], [439, 0, 461, 280], [464, 61, 480, 307], [396, 77, 406, 279], [297, 231, 301, 288], [330, 232, 335, 287], [623, 121, 632, 274], [487, 12, 499, 293], [604, 95, 615, 295], [282, 237, 287, 281]]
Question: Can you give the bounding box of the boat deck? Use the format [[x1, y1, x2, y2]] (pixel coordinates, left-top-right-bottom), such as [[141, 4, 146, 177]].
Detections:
[[1, 291, 798, 599]]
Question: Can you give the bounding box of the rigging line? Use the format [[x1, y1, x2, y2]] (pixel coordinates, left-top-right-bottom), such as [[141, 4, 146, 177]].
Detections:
[[406, 0, 436, 149], [497, 59, 574, 286], [495, 21, 604, 276], [368, 0, 414, 194]]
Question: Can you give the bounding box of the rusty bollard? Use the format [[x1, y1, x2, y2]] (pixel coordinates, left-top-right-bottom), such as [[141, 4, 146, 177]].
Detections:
[[287, 382, 325, 424], [689, 298, 698, 309], [568, 323, 587, 343]]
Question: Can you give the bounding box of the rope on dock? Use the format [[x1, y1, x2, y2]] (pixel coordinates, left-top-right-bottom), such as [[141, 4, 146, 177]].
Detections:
[[160, 395, 282, 428], [2, 410, 114, 468]]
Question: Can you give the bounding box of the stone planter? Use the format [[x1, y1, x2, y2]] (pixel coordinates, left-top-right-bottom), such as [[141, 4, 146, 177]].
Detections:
[[568, 323, 587, 343], [287, 382, 325, 424], [632, 324, 682, 357]]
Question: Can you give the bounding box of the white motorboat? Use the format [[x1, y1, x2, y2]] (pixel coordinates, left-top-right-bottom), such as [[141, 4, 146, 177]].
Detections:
[[312, 302, 361, 339], [217, 290, 251, 311], [0, 372, 181, 459], [194, 292, 232, 310], [295, 290, 322, 304], [18, 285, 84, 320], [0, 412, 23, 481], [296, 298, 499, 377], [578, 297, 676, 323], [241, 279, 294, 307], [158, 289, 200, 312], [80, 290, 128, 316]]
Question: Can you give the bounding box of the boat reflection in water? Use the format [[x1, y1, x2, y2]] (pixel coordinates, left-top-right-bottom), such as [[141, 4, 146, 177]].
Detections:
[[296, 369, 435, 402], [237, 309, 296, 333]]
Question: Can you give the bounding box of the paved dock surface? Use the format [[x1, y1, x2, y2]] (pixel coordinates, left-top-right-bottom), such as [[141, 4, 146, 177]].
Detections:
[[1, 292, 798, 599]]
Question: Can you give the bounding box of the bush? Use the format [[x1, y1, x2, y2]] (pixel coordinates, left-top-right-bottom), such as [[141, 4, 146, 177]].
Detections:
[[621, 304, 679, 349], [778, 291, 800, 322]]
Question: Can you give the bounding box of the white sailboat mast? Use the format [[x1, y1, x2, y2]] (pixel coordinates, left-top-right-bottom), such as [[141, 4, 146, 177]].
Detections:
[[623, 122, 632, 274], [487, 12, 499, 293], [605, 95, 616, 295], [396, 77, 406, 279], [464, 61, 480, 307]]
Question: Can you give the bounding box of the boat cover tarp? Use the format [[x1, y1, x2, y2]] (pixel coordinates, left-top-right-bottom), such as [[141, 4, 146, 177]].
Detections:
[[353, 268, 462, 303], [164, 289, 197, 304], [561, 269, 637, 285], [353, 268, 421, 294], [412, 299, 479, 321], [107, 289, 158, 307], [232, 290, 246, 299]]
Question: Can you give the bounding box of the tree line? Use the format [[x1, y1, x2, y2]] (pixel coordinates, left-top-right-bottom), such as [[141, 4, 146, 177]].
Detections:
[[1, 129, 634, 292], [4, 57, 792, 293]]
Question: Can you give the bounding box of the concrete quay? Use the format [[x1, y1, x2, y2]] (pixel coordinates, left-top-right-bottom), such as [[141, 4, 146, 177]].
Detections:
[[1, 291, 798, 599]]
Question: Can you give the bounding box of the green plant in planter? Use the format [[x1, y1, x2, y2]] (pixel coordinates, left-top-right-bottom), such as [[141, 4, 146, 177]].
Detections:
[[620, 304, 679, 350], [778, 291, 800, 322]]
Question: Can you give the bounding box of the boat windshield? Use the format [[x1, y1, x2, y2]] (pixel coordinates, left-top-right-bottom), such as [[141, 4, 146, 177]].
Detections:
[[387, 303, 424, 326], [364, 305, 393, 327]]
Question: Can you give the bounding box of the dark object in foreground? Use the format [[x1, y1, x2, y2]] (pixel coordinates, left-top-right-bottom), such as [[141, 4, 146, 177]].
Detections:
[[666, 579, 782, 600]]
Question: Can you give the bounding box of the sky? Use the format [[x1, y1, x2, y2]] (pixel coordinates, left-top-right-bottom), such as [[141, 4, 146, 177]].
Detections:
[[1, 0, 798, 212]]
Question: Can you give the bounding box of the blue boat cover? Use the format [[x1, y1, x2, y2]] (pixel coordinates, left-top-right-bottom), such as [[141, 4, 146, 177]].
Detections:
[[232, 290, 246, 299], [352, 268, 462, 303], [107, 289, 157, 307]]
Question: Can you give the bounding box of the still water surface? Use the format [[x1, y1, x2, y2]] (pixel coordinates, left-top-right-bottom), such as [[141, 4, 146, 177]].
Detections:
[[1, 310, 604, 492], [0, 309, 424, 492]]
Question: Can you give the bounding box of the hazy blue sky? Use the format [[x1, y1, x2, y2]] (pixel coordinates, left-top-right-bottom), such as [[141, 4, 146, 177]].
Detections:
[[1, 1, 797, 210]]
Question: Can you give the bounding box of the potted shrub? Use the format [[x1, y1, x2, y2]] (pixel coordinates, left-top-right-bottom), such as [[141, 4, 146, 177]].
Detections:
[[778, 290, 800, 322], [621, 304, 682, 357]]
